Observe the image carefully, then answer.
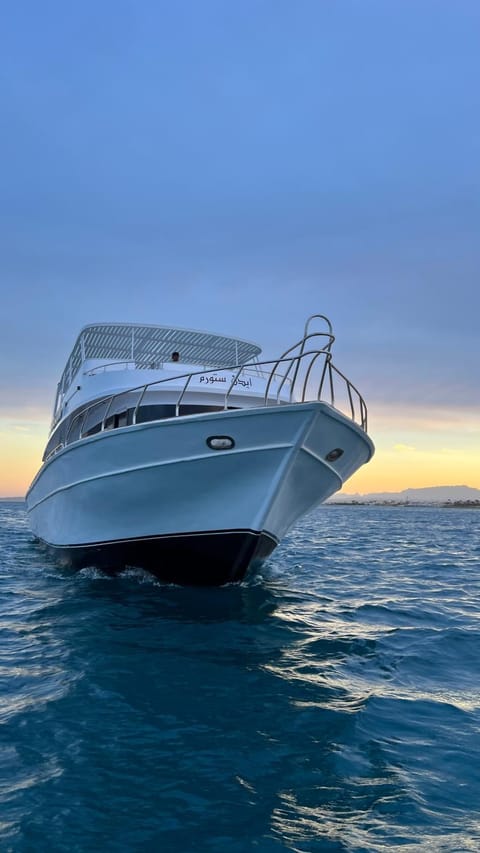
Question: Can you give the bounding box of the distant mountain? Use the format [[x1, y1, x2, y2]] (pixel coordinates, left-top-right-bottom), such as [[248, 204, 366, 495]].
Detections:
[[330, 485, 480, 503]]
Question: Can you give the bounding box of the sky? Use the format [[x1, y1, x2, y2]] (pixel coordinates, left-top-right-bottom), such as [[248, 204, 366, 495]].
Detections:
[[1, 0, 479, 496]]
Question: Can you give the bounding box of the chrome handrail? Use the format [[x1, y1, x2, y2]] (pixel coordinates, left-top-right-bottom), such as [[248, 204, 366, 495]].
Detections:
[[84, 360, 164, 376], [62, 350, 366, 432], [175, 373, 193, 417], [283, 329, 333, 399], [303, 315, 333, 349], [132, 386, 147, 426], [267, 331, 332, 404], [224, 365, 244, 410], [101, 395, 115, 431]]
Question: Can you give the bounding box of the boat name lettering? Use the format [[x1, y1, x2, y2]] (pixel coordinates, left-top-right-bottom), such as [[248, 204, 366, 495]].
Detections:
[[198, 374, 253, 388], [231, 375, 252, 388], [199, 375, 227, 384]]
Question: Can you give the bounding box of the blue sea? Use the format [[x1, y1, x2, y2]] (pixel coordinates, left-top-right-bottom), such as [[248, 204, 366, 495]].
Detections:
[[1, 502, 479, 852]]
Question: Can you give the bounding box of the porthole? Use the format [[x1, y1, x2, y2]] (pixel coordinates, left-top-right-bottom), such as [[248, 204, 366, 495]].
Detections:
[[207, 436, 235, 451], [325, 448, 344, 462]]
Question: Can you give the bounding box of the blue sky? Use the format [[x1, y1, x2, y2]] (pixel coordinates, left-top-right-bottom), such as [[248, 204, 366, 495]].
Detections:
[[1, 0, 479, 492]]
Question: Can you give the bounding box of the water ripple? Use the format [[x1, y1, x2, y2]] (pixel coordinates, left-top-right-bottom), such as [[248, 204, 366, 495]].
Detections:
[[0, 502, 479, 851]]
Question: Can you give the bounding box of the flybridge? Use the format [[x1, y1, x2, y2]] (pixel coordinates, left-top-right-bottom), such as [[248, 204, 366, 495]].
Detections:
[[57, 323, 262, 398]]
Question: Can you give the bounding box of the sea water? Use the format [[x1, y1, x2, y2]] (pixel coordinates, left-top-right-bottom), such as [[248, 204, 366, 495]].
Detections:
[[0, 502, 479, 852]]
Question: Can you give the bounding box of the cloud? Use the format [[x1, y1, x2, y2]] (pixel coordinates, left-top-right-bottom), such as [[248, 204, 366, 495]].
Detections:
[[393, 443, 416, 453]]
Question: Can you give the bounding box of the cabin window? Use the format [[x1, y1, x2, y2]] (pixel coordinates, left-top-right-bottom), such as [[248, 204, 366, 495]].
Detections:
[[82, 400, 111, 437], [136, 404, 176, 423], [104, 410, 130, 430], [43, 400, 242, 462], [66, 413, 84, 444], [83, 421, 102, 436], [135, 403, 239, 423]]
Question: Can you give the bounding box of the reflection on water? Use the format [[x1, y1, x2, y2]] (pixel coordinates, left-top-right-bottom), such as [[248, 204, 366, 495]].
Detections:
[[0, 503, 479, 851]]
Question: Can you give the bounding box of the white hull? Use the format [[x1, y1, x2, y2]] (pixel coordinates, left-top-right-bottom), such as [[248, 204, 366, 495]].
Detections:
[[26, 403, 373, 584]]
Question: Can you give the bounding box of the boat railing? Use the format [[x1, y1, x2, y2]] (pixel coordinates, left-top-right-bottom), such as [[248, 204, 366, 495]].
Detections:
[[85, 361, 149, 375], [43, 330, 367, 461], [84, 361, 285, 378]]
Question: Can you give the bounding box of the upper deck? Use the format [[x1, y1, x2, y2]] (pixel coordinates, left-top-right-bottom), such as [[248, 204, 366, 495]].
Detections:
[[54, 323, 262, 418], [59, 323, 261, 393]]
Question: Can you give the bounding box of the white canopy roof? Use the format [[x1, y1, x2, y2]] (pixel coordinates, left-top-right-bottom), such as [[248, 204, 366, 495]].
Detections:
[[59, 323, 262, 394]]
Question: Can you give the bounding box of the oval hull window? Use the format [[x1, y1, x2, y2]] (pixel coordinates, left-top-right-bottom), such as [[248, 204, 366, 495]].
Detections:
[[207, 436, 235, 450], [325, 448, 344, 462]]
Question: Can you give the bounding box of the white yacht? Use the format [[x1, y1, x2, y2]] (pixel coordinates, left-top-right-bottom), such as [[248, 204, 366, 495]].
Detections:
[[26, 315, 374, 584]]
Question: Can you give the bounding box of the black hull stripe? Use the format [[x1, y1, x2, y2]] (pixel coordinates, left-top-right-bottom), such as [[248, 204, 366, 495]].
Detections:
[[38, 527, 279, 550], [36, 529, 279, 586]]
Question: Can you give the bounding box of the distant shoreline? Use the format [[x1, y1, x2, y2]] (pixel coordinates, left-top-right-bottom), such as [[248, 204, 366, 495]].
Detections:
[[1, 497, 479, 509], [329, 501, 480, 508]]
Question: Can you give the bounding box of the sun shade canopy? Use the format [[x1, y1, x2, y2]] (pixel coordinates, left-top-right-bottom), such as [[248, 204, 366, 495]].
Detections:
[[59, 323, 262, 394]]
